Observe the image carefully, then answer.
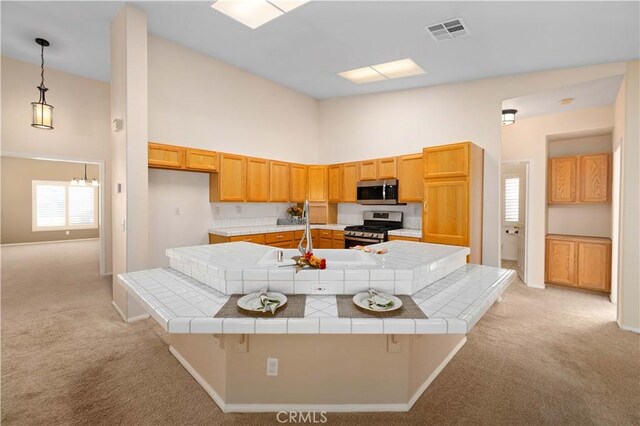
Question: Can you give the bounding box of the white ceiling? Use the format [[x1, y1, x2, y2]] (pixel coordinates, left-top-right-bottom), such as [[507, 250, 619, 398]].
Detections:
[[503, 75, 624, 120], [2, 1, 639, 99]]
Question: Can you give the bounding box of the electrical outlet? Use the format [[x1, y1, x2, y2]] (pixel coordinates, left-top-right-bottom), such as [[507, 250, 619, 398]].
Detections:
[[214, 206, 221, 215], [266, 358, 278, 376], [311, 283, 328, 294], [65, 230, 70, 236], [235, 205, 242, 214]]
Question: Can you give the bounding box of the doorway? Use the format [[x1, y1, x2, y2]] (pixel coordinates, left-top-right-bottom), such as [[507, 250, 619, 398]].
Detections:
[[501, 161, 530, 283]]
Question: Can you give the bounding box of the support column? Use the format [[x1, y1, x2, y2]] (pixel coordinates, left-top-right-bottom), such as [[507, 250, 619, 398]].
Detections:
[[110, 5, 149, 321]]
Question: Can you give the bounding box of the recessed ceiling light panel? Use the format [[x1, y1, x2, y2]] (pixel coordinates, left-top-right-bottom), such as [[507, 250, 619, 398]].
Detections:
[[211, 0, 283, 29], [338, 66, 386, 84], [371, 58, 426, 79]]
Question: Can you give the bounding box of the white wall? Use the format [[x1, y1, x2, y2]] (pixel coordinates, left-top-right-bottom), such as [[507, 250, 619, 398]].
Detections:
[[147, 35, 319, 164], [0, 56, 112, 273], [615, 61, 640, 332], [318, 62, 627, 268], [148, 169, 213, 267], [501, 106, 615, 288]]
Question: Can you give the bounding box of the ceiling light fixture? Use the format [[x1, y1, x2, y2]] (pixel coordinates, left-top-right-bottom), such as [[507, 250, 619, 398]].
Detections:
[[338, 58, 426, 84], [31, 38, 54, 130], [501, 109, 518, 126], [71, 164, 100, 187], [211, 0, 309, 29], [559, 97, 574, 105]]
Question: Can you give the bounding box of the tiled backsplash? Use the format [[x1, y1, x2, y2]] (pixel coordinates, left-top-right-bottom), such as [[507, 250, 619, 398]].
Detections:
[[211, 202, 422, 229], [337, 203, 422, 229], [211, 202, 293, 228]]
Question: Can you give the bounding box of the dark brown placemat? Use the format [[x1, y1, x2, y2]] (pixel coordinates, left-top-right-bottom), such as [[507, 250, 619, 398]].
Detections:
[[336, 295, 427, 319], [215, 294, 307, 318]]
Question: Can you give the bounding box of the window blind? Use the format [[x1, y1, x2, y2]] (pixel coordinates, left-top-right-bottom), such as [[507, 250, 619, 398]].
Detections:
[[69, 186, 96, 226], [504, 177, 520, 223], [36, 184, 66, 227]]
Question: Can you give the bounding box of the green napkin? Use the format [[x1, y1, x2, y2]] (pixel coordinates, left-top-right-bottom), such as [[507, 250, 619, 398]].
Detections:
[[258, 289, 281, 314], [366, 289, 394, 310]]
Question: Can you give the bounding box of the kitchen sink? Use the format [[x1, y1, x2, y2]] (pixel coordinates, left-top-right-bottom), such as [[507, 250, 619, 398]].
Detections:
[[257, 248, 378, 267]]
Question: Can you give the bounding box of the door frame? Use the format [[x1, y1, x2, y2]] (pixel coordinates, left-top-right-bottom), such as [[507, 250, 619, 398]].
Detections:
[[1, 151, 107, 276], [500, 159, 532, 286]]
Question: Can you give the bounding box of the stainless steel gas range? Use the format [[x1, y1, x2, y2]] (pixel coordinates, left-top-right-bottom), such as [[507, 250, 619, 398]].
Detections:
[[343, 211, 403, 248]]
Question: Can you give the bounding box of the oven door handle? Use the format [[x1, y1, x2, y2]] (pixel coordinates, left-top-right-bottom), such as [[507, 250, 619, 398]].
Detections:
[[345, 236, 381, 244], [382, 180, 386, 200]]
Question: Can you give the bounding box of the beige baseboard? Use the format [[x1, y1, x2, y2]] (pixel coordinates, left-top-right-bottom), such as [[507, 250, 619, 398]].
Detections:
[[111, 300, 149, 323]]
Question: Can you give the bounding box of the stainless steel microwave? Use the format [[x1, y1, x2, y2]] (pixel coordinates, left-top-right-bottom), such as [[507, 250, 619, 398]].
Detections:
[[356, 179, 402, 205]]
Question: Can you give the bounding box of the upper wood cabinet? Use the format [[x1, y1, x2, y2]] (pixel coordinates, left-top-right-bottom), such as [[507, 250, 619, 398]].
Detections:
[[548, 153, 611, 204], [377, 157, 397, 179], [579, 153, 611, 203], [422, 142, 484, 264], [290, 164, 308, 202], [342, 162, 359, 203], [545, 234, 611, 292], [148, 143, 185, 169], [359, 160, 378, 181], [185, 148, 218, 172], [397, 153, 423, 202], [548, 156, 577, 203], [424, 142, 470, 179], [210, 153, 246, 202], [308, 166, 328, 202], [328, 164, 342, 203], [246, 157, 270, 202], [270, 161, 290, 202]]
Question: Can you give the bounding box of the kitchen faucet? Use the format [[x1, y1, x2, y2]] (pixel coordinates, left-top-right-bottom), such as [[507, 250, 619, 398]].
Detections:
[[297, 200, 313, 256]]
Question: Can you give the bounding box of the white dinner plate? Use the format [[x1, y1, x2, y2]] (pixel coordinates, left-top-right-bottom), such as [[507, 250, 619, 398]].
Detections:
[[352, 291, 403, 312], [237, 291, 288, 313]]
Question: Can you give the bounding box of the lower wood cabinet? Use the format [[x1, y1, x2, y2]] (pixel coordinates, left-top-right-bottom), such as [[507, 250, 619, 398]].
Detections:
[[545, 234, 611, 292]]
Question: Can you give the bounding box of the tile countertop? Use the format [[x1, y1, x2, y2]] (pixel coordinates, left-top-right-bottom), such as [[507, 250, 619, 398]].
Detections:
[[387, 229, 422, 238], [118, 264, 515, 335], [208, 224, 348, 237], [165, 241, 469, 296]]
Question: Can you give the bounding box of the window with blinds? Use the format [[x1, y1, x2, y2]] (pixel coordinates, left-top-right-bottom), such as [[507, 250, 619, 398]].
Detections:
[[32, 181, 98, 231], [504, 177, 520, 223]]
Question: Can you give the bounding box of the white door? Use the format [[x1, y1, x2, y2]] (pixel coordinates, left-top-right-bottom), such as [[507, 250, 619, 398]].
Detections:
[[502, 163, 527, 282]]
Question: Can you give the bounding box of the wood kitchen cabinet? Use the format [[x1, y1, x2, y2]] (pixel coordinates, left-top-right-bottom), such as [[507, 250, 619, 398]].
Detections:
[[579, 153, 611, 203], [290, 164, 308, 202], [548, 156, 577, 203], [246, 157, 270, 202], [545, 234, 611, 292], [377, 157, 397, 179], [328, 165, 342, 203], [308, 166, 328, 202], [548, 153, 610, 204], [423, 142, 484, 263], [341, 162, 359, 202], [397, 153, 423, 202], [359, 160, 378, 181], [185, 148, 218, 172], [148, 143, 185, 169], [270, 161, 290, 202], [210, 153, 247, 202]]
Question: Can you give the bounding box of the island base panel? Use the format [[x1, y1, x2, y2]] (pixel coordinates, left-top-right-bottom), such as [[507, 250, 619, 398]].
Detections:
[[170, 333, 466, 412]]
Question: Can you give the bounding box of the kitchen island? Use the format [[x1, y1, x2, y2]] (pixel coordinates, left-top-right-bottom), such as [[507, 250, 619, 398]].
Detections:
[[118, 241, 515, 412]]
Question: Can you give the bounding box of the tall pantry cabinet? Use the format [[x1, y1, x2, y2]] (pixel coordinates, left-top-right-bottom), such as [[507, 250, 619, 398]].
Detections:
[[422, 142, 484, 264]]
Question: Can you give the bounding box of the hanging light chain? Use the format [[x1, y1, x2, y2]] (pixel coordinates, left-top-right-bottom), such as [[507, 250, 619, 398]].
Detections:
[[40, 43, 45, 88]]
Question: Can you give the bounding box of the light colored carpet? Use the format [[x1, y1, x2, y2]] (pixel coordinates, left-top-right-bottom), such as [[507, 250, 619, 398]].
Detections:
[[2, 241, 639, 425]]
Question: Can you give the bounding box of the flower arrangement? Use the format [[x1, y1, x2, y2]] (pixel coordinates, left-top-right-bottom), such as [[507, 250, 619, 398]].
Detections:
[[291, 252, 326, 272], [287, 205, 303, 217]]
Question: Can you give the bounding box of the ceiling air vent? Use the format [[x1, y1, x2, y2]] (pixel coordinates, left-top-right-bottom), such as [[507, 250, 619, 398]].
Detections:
[[426, 18, 469, 41]]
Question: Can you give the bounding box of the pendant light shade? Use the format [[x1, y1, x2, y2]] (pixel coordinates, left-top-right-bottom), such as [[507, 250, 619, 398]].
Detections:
[[501, 109, 517, 126], [71, 164, 99, 187], [31, 38, 54, 130]]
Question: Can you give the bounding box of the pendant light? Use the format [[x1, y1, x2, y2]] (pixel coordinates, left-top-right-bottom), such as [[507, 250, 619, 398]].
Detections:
[[501, 109, 517, 126], [71, 164, 99, 187], [31, 38, 54, 130]]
